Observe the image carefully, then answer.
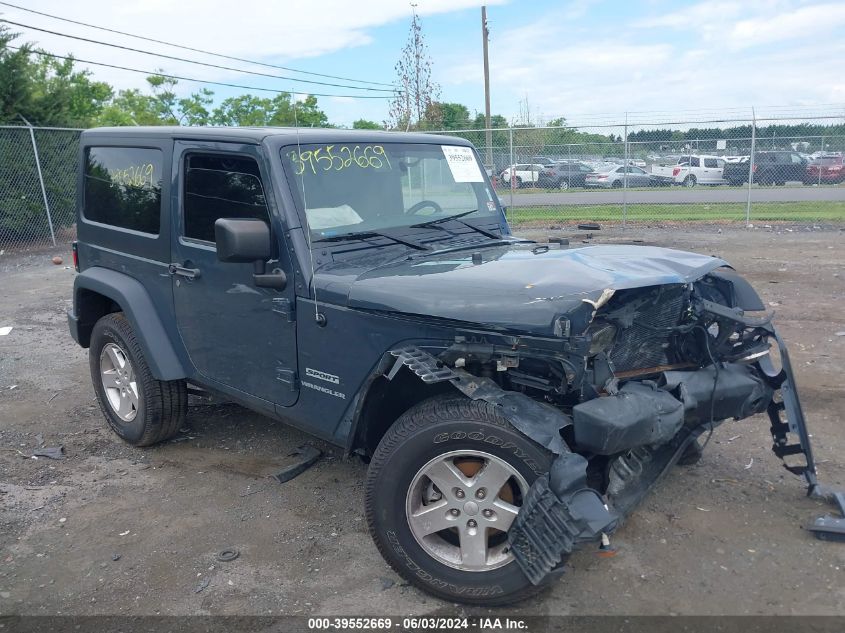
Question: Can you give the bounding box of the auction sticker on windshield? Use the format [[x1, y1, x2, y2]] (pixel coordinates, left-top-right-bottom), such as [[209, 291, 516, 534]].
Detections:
[[441, 145, 484, 182]]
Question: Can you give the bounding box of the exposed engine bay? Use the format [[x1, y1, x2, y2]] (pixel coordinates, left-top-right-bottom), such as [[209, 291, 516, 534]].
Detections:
[[388, 267, 844, 584]]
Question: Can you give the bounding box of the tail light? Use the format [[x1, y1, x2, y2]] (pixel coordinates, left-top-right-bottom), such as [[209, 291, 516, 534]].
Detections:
[[829, 165, 842, 171], [672, 167, 680, 177], [72, 241, 79, 272], [597, 175, 608, 180], [752, 164, 758, 172]]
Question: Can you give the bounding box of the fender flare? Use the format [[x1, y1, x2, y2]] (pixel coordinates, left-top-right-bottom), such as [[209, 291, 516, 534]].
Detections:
[[72, 267, 188, 380]]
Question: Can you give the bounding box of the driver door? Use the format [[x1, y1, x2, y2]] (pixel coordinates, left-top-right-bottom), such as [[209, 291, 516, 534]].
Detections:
[[170, 141, 298, 408]]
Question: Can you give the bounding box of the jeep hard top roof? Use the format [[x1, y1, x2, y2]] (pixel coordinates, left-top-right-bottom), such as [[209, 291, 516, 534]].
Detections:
[[80, 126, 472, 147]]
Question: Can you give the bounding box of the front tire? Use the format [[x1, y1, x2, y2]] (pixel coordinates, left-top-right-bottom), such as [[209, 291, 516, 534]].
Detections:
[[89, 313, 187, 447], [365, 396, 555, 605]]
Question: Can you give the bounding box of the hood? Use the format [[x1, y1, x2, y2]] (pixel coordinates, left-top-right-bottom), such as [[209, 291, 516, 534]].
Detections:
[[315, 243, 727, 335]]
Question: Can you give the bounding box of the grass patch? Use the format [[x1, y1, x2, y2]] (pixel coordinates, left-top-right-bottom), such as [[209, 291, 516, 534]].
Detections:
[[506, 201, 845, 224]]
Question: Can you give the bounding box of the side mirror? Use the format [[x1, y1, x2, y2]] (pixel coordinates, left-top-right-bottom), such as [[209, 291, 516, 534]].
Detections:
[[215, 218, 271, 263], [214, 218, 286, 290]]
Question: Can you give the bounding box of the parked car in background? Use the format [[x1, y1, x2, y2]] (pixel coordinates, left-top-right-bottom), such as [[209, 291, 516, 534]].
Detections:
[[805, 155, 844, 184], [529, 156, 557, 166], [500, 164, 543, 187], [723, 151, 807, 186], [585, 164, 652, 188], [650, 155, 726, 187], [537, 161, 593, 189]]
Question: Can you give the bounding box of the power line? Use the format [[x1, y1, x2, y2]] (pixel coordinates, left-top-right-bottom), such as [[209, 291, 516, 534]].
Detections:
[[1, 19, 395, 93], [8, 47, 394, 99], [0, 1, 394, 88]]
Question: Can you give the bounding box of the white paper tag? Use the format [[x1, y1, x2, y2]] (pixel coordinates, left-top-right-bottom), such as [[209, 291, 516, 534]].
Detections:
[[441, 146, 484, 183], [306, 205, 363, 231]]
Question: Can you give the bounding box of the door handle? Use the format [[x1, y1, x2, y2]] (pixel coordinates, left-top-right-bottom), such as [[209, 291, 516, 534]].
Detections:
[[168, 263, 201, 280]]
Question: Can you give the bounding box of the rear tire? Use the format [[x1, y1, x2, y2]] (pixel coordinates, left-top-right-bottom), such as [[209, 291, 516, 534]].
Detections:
[[365, 395, 556, 605], [89, 313, 186, 447], [683, 175, 697, 188]]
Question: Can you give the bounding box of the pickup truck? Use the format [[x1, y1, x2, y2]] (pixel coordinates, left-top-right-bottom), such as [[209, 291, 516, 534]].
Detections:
[[650, 155, 726, 187], [67, 126, 842, 605]]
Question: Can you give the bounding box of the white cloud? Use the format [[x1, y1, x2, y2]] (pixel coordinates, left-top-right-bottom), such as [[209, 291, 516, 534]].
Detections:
[[728, 3, 845, 49], [438, 1, 845, 125], [2, 0, 505, 94]]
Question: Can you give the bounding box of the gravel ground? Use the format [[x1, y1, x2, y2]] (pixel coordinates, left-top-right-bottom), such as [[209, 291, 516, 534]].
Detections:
[[0, 224, 843, 617]]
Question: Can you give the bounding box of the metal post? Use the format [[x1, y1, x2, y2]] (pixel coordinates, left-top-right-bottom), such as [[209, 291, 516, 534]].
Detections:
[[745, 107, 756, 226], [22, 117, 56, 246], [567, 143, 572, 188], [481, 6, 493, 170], [508, 127, 515, 212], [819, 135, 824, 186], [622, 113, 629, 229]]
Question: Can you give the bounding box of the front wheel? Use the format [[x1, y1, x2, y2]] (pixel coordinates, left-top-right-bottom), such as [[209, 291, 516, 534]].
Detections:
[[557, 179, 570, 190], [365, 396, 555, 605]]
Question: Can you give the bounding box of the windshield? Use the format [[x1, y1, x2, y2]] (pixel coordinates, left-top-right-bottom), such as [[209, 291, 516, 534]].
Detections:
[[282, 142, 502, 238]]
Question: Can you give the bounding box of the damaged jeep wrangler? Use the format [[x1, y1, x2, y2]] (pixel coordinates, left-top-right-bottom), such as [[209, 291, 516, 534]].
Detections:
[[68, 127, 843, 605]]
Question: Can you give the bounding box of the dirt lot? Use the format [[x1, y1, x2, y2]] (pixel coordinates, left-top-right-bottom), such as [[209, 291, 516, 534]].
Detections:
[[1, 225, 844, 617]]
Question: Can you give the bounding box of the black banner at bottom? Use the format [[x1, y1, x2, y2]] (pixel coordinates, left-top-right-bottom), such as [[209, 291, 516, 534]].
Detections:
[[2, 616, 845, 633]]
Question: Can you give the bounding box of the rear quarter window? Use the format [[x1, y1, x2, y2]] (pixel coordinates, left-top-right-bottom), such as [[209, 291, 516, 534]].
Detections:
[[83, 147, 163, 234]]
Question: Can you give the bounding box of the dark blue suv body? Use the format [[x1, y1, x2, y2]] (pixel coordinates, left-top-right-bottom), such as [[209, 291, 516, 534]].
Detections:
[[68, 127, 837, 605]]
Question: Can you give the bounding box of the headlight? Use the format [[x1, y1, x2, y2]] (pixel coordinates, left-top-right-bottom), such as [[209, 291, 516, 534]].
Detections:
[[588, 323, 617, 356]]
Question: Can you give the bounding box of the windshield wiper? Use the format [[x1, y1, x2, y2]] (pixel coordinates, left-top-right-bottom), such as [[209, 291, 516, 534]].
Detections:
[[411, 210, 505, 240], [314, 229, 429, 251], [409, 210, 477, 229]]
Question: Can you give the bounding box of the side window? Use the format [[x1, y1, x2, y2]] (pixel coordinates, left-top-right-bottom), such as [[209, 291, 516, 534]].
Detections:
[[84, 147, 163, 234], [183, 154, 270, 243], [703, 158, 718, 168], [689, 157, 700, 167], [791, 154, 803, 164]]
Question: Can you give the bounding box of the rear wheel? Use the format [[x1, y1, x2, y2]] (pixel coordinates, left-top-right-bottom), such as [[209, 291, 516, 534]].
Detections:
[[683, 175, 697, 188], [89, 313, 186, 446], [365, 395, 556, 605], [611, 180, 622, 188]]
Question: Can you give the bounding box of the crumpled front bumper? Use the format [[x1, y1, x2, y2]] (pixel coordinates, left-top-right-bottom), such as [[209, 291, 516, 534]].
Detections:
[[507, 328, 844, 584]]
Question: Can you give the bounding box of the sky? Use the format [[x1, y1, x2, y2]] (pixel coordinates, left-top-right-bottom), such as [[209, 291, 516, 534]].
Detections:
[[2, 0, 844, 128]]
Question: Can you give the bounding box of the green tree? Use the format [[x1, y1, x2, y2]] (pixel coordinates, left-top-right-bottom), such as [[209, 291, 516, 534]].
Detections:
[[0, 25, 111, 126], [211, 92, 328, 127], [0, 26, 34, 123], [430, 102, 471, 130], [179, 88, 214, 126], [352, 118, 382, 130], [388, 6, 440, 130]]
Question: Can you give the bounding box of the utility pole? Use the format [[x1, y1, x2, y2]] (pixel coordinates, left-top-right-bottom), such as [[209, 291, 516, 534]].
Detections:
[[481, 6, 493, 169]]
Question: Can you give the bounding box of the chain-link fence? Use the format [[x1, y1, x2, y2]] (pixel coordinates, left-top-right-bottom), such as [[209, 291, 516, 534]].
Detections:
[[429, 111, 845, 228], [1, 113, 844, 253], [0, 125, 81, 253]]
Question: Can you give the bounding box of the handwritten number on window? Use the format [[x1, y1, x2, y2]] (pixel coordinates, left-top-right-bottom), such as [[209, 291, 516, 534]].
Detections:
[[287, 145, 390, 174], [108, 163, 155, 188]]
